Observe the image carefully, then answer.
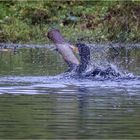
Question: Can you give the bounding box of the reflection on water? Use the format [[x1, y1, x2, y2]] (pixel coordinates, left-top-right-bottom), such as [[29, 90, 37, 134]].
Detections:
[[0, 79, 140, 139], [0, 44, 140, 139]]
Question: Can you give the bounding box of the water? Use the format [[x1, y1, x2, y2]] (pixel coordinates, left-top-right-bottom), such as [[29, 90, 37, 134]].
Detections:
[[0, 43, 140, 139]]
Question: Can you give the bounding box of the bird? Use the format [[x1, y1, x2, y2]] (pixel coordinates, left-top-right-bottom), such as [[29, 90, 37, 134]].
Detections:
[[47, 29, 120, 78]]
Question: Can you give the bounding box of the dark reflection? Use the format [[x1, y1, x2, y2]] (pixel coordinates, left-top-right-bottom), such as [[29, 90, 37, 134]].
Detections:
[[77, 88, 89, 138]]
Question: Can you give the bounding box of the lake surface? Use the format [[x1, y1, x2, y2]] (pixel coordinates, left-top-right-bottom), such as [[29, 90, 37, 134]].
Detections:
[[0, 43, 140, 139]]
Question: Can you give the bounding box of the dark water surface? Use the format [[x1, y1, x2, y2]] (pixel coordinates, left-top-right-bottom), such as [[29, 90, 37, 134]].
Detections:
[[0, 43, 140, 139]]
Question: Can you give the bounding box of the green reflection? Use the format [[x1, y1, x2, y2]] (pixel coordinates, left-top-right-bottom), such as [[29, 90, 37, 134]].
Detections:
[[0, 93, 140, 139], [0, 48, 67, 76]]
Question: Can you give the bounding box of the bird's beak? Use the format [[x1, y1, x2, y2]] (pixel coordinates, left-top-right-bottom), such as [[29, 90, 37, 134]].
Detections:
[[70, 45, 79, 53]]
